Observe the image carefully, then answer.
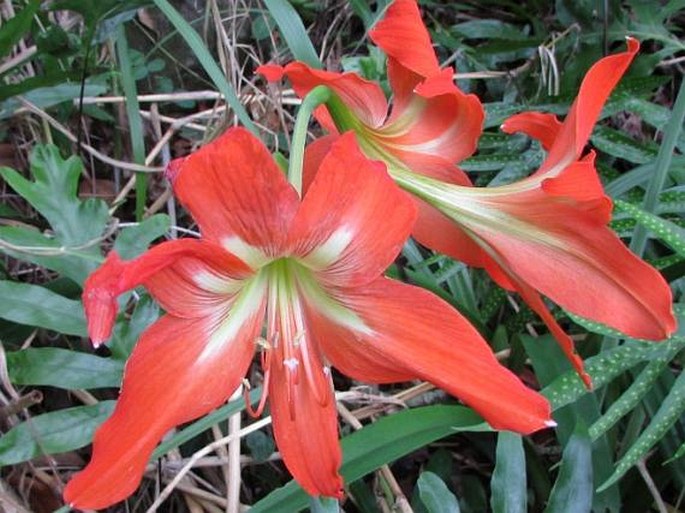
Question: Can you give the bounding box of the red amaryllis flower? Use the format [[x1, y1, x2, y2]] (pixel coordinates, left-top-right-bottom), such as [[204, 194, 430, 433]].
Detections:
[[258, 0, 676, 384], [64, 129, 552, 509]]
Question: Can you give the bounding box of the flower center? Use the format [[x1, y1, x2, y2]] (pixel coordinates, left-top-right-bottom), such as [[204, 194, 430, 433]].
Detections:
[[245, 258, 333, 420]]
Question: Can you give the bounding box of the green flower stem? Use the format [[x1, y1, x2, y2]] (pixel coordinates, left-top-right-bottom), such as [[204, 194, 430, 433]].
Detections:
[[288, 86, 332, 196]]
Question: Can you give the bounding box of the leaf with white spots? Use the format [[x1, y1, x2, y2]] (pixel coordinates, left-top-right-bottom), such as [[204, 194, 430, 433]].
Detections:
[[541, 338, 685, 411], [614, 199, 685, 258], [588, 343, 680, 440], [598, 369, 685, 491]]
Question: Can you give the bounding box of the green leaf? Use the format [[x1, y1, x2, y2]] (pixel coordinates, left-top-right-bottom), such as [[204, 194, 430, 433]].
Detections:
[[250, 406, 489, 513], [151, 388, 262, 460], [113, 215, 171, 260], [0, 225, 88, 283], [0, 402, 115, 466], [150, 0, 258, 135], [543, 428, 593, 513], [116, 24, 147, 220], [262, 0, 322, 68], [542, 337, 685, 411], [309, 497, 339, 513], [0, 83, 108, 119], [598, 369, 685, 491], [0, 280, 86, 336], [490, 432, 526, 513], [631, 77, 685, 256], [0, 0, 40, 60], [615, 199, 685, 258], [451, 20, 528, 40], [668, 441, 685, 464], [246, 430, 275, 463], [417, 471, 460, 513], [591, 126, 658, 164], [7, 348, 123, 389], [0, 145, 109, 284], [460, 154, 525, 172], [588, 342, 681, 440], [109, 294, 160, 360]]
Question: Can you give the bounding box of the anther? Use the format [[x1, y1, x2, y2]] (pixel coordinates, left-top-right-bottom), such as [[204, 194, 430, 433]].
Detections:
[[255, 336, 271, 350], [283, 358, 299, 371]]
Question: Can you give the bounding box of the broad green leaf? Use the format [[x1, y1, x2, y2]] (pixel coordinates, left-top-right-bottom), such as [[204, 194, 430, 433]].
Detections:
[[599, 369, 685, 491], [0, 0, 40, 60], [262, 0, 322, 68], [245, 430, 275, 463], [0, 83, 108, 119], [0, 280, 86, 336], [417, 471, 460, 513], [615, 199, 685, 257], [250, 406, 489, 513], [112, 215, 171, 260], [0, 402, 115, 466], [309, 497, 339, 513], [451, 19, 528, 40], [109, 294, 160, 360], [490, 432, 526, 513], [0, 225, 95, 284], [0, 145, 109, 283], [7, 348, 123, 389], [543, 428, 593, 513]]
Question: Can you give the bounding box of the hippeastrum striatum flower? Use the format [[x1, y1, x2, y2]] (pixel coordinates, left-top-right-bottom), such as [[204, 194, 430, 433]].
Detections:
[[64, 128, 552, 509], [258, 0, 676, 385]]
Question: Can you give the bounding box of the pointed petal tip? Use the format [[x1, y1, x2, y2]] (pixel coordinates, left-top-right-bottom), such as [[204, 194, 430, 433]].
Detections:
[[544, 419, 558, 428], [256, 63, 286, 82], [625, 36, 640, 52], [165, 157, 185, 183]]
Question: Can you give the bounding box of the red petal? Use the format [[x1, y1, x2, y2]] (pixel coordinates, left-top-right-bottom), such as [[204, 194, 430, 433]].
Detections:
[[317, 278, 553, 434], [256, 63, 285, 81], [289, 132, 417, 287], [377, 68, 484, 164], [302, 134, 338, 194], [501, 111, 562, 151], [540, 153, 613, 223], [268, 334, 343, 498], [279, 63, 389, 130], [369, 0, 440, 79], [538, 39, 639, 175], [474, 188, 675, 341], [63, 312, 263, 509], [83, 240, 250, 344], [169, 127, 299, 263]]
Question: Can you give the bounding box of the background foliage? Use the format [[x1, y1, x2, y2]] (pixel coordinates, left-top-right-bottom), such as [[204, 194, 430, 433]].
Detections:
[[0, 0, 683, 512]]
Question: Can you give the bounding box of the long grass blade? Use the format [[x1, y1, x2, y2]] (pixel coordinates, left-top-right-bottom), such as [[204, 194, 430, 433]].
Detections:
[[151, 0, 258, 135]]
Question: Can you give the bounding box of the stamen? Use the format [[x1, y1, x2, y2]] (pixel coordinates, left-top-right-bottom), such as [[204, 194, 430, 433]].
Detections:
[[298, 337, 331, 407], [244, 353, 273, 418], [283, 357, 299, 421], [283, 358, 299, 371]]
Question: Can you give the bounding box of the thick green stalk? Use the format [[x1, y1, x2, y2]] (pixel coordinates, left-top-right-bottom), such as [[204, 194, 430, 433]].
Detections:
[[288, 86, 331, 195]]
